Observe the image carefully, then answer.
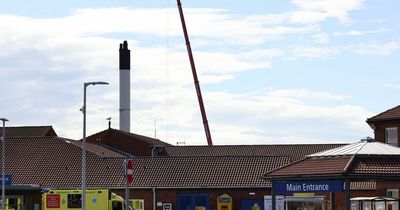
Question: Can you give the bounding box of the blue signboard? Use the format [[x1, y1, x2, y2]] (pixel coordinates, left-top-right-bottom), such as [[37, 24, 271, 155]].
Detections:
[[274, 180, 342, 193], [0, 175, 12, 186]]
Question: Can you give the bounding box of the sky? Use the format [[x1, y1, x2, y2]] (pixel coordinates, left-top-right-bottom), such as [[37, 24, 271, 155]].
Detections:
[[0, 0, 399, 145]]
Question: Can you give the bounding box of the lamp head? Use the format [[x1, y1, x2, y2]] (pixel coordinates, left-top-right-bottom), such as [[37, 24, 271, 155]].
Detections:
[[84, 81, 109, 87], [0, 118, 8, 122]]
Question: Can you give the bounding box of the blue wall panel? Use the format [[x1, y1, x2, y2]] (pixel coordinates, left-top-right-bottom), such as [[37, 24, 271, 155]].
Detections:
[[241, 199, 264, 210], [177, 193, 209, 210]]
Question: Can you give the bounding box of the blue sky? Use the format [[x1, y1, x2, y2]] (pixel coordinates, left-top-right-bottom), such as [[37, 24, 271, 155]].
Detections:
[[1, 0, 399, 145]]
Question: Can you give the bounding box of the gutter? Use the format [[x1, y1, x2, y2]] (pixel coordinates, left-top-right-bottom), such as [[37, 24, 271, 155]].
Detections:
[[262, 173, 346, 181], [153, 188, 156, 210], [107, 185, 274, 190], [343, 155, 356, 175]]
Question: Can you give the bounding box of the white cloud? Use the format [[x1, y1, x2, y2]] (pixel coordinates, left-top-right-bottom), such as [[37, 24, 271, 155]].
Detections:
[[0, 9, 280, 144], [242, 0, 365, 26], [383, 84, 400, 90], [266, 89, 350, 101], [288, 46, 340, 59], [290, 0, 364, 24], [245, 14, 286, 25], [288, 10, 327, 24], [199, 88, 372, 145], [200, 74, 235, 84], [64, 8, 318, 45], [238, 49, 284, 64], [367, 19, 388, 24], [334, 29, 388, 36], [102, 87, 371, 145], [0, 7, 325, 51], [312, 33, 330, 44], [353, 42, 400, 56], [0, 3, 381, 145], [0, 11, 278, 87]]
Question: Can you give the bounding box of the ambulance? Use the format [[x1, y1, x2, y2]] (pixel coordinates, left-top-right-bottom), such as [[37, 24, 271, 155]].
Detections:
[[42, 189, 131, 210]]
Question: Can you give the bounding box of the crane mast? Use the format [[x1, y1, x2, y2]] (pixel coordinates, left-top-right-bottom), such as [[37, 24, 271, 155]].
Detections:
[[176, 0, 213, 146]]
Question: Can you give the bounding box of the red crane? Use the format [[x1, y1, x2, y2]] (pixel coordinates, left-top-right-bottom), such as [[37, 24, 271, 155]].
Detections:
[[176, 0, 213, 146]]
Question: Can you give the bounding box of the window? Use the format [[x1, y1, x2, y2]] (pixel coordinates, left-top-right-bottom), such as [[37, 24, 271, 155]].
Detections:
[[385, 127, 398, 146], [112, 201, 123, 210], [387, 189, 399, 199], [130, 199, 144, 210], [8, 198, 18, 210], [67, 194, 82, 208]]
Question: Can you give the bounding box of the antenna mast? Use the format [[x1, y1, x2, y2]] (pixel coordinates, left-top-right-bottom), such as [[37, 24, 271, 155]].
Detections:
[[176, 0, 213, 146]]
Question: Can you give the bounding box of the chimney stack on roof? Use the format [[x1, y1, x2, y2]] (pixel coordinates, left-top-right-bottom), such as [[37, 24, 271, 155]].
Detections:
[[119, 40, 131, 132]]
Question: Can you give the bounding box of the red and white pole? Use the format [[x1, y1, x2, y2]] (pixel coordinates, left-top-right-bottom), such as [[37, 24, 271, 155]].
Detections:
[[125, 159, 133, 210]]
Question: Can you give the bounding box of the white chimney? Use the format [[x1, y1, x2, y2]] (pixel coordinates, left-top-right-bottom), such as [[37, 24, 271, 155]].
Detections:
[[119, 40, 130, 132]]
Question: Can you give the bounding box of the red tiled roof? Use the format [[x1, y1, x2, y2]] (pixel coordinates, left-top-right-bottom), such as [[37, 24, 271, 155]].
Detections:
[[264, 140, 400, 180], [131, 156, 292, 188], [0, 126, 57, 137], [348, 155, 400, 175], [86, 128, 171, 156], [367, 105, 400, 122], [3, 136, 126, 188], [2, 135, 385, 190], [264, 149, 400, 191], [2, 136, 293, 189], [265, 156, 353, 178], [87, 128, 170, 146], [164, 144, 345, 160], [69, 140, 128, 158]]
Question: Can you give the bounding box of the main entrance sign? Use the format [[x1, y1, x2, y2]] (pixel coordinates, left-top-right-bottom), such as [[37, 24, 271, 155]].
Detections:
[[274, 180, 343, 193]]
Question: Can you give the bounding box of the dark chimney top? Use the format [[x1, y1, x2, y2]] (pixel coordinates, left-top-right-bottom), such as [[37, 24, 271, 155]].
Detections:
[[119, 40, 130, 70]]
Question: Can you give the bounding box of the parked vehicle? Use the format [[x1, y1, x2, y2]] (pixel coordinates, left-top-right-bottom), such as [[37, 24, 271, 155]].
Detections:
[[42, 189, 130, 210]]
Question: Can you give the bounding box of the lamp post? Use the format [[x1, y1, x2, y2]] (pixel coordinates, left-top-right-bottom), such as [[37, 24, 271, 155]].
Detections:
[[0, 118, 8, 210], [82, 82, 108, 210]]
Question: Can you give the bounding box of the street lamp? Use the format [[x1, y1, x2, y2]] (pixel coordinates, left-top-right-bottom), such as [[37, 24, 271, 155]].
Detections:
[[0, 118, 8, 210], [81, 82, 108, 210]]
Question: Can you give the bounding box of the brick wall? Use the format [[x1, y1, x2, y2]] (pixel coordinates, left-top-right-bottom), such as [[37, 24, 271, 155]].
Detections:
[[112, 188, 392, 210], [114, 188, 269, 210], [373, 121, 400, 145]]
